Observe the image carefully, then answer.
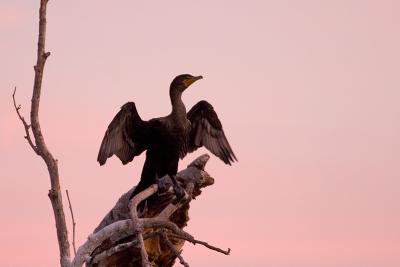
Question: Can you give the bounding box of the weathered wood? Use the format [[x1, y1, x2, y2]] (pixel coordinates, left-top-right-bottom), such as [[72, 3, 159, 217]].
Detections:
[[86, 155, 214, 267], [16, 2, 231, 266], [15, 0, 72, 266]]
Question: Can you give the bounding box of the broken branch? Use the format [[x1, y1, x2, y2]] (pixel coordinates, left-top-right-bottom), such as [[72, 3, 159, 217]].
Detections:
[[170, 233, 231, 255]]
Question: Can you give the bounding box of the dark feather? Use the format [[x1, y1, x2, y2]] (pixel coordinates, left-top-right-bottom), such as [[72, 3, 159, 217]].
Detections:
[[97, 102, 147, 165], [186, 100, 237, 165], [97, 75, 237, 202]]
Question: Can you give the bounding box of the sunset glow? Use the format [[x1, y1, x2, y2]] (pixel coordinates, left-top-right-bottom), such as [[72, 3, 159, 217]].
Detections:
[[1, 1, 400, 266]]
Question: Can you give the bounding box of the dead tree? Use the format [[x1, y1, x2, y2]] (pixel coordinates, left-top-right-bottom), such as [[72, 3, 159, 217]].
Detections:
[[13, 1, 230, 266], [74, 154, 230, 267]]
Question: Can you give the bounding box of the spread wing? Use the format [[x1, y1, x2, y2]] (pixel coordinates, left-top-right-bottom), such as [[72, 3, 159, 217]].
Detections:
[[186, 100, 237, 165], [97, 102, 147, 165]]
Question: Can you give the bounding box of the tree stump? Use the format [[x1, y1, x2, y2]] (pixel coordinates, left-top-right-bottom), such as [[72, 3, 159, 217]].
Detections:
[[87, 154, 215, 267]]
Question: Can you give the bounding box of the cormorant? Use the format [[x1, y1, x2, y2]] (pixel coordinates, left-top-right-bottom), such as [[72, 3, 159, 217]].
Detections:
[[97, 74, 237, 199]]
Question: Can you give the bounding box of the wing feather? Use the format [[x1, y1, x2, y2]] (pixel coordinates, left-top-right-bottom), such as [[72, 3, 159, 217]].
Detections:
[[97, 102, 147, 165], [186, 100, 237, 165]]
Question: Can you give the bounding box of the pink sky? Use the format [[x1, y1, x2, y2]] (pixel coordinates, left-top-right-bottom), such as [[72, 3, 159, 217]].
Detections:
[[1, 1, 400, 266]]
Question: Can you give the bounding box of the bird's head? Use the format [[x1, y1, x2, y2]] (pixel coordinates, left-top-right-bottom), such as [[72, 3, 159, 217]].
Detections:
[[170, 74, 203, 93]]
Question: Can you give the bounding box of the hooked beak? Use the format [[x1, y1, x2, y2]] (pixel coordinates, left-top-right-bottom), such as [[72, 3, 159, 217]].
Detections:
[[184, 75, 203, 87]]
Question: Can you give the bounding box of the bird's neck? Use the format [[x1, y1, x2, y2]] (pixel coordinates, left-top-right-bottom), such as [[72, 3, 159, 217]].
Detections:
[[170, 89, 186, 119]]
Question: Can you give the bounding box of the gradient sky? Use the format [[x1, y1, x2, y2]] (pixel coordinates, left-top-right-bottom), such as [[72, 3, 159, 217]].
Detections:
[[1, 1, 400, 267]]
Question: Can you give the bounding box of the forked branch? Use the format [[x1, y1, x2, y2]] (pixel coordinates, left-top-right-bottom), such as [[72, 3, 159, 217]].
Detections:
[[13, 1, 71, 266], [12, 87, 38, 154]]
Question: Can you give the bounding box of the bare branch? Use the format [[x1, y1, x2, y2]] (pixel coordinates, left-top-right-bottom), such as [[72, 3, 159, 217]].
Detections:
[[12, 87, 38, 154], [66, 190, 77, 256], [21, 1, 72, 266], [129, 184, 158, 267], [170, 233, 231, 255], [72, 181, 196, 266], [90, 230, 162, 265], [91, 239, 140, 265], [126, 182, 204, 267], [142, 218, 193, 240], [156, 181, 194, 221], [72, 219, 133, 267], [161, 231, 190, 267], [84, 155, 227, 266]]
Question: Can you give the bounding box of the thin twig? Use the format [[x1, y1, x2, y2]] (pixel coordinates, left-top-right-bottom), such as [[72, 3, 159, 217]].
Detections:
[[170, 233, 231, 255], [160, 232, 189, 267], [66, 189, 77, 256], [12, 87, 38, 154]]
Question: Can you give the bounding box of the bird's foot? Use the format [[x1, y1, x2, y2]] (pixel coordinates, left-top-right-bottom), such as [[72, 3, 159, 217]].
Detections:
[[173, 183, 186, 200], [157, 175, 187, 200], [157, 178, 172, 193], [169, 174, 187, 200]]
